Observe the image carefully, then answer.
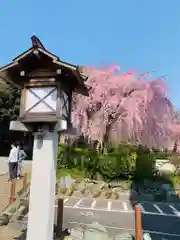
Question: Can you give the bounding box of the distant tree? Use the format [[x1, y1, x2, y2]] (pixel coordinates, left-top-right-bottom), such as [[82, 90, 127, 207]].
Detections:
[[72, 64, 180, 150], [0, 86, 20, 124]]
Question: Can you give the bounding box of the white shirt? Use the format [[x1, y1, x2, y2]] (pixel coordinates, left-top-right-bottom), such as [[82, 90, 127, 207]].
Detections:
[[8, 147, 18, 163]]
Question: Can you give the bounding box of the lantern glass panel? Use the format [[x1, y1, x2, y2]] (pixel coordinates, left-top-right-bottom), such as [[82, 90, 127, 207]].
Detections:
[[25, 86, 57, 113]]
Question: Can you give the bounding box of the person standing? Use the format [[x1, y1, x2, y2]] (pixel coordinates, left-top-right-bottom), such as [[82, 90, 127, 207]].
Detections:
[[17, 144, 27, 178], [8, 144, 18, 181]]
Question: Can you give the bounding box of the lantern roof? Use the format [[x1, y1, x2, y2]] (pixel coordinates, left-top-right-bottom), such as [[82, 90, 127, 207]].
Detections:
[[0, 36, 88, 93]]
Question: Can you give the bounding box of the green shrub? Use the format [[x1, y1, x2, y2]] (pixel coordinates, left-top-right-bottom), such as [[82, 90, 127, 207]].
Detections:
[[57, 143, 157, 182], [99, 144, 136, 180], [135, 146, 156, 181]]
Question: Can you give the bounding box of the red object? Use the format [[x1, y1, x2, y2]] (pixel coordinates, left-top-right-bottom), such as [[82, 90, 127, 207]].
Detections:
[[23, 173, 28, 192], [9, 180, 16, 204], [135, 204, 142, 240]]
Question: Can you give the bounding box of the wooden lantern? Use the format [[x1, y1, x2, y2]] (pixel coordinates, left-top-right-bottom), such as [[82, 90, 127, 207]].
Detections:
[[0, 36, 88, 126], [19, 79, 70, 123]]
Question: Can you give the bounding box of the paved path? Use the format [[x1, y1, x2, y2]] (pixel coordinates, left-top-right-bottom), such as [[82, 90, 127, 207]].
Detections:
[[0, 159, 31, 239], [0, 157, 10, 175], [0, 161, 31, 212]]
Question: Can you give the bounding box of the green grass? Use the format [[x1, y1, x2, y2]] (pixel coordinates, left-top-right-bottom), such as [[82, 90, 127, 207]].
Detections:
[[56, 168, 85, 181]]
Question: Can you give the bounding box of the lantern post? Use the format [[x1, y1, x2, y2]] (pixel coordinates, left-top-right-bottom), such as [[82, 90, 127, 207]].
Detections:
[[0, 36, 88, 240]]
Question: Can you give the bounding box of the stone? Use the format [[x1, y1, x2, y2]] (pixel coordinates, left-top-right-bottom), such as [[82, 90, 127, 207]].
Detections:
[[84, 222, 109, 240], [66, 186, 75, 196], [70, 227, 84, 240], [58, 177, 66, 189], [74, 182, 86, 196], [158, 163, 176, 174], [84, 178, 92, 183], [59, 188, 67, 195], [0, 214, 9, 226], [100, 183, 106, 189], [104, 189, 112, 199], [143, 233, 152, 240], [87, 183, 94, 193], [58, 175, 75, 189], [92, 190, 101, 198], [91, 180, 98, 184], [90, 183, 101, 198], [95, 172, 104, 181], [112, 189, 120, 200], [114, 232, 133, 240], [113, 187, 125, 193], [109, 179, 122, 188]]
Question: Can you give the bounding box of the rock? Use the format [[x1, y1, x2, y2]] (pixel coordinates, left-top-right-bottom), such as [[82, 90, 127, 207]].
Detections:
[[114, 232, 133, 240], [90, 183, 102, 198], [66, 186, 75, 196], [158, 163, 176, 174], [84, 178, 93, 183], [95, 172, 104, 181], [143, 233, 152, 240], [74, 182, 86, 196], [112, 189, 120, 200], [58, 175, 75, 189], [70, 227, 84, 240], [91, 180, 98, 184], [109, 180, 122, 188], [104, 189, 112, 199], [0, 214, 9, 226], [63, 237, 73, 240], [84, 222, 109, 240], [113, 187, 124, 193], [93, 190, 101, 198], [100, 183, 106, 189], [59, 188, 67, 194], [58, 177, 66, 188], [87, 183, 95, 193]]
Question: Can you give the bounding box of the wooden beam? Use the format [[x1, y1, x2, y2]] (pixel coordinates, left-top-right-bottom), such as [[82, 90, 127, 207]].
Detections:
[[53, 59, 87, 81], [53, 59, 76, 71], [13, 48, 33, 62], [0, 61, 18, 72], [38, 48, 58, 61]]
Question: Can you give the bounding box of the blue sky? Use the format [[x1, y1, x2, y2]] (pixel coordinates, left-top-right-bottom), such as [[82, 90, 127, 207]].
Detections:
[[0, 1, 180, 107]]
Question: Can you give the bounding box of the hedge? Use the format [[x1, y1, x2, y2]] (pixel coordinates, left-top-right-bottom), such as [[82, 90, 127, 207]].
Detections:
[[57, 143, 159, 182]]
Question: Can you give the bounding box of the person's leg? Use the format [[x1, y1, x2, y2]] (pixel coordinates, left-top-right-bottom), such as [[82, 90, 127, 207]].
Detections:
[[14, 162, 18, 179], [17, 162, 20, 177], [17, 162, 22, 177], [18, 162, 23, 177], [9, 162, 13, 180], [8, 163, 11, 181], [11, 162, 17, 179]]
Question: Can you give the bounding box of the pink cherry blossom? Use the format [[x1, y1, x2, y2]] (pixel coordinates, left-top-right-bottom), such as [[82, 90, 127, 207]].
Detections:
[[72, 64, 180, 150]]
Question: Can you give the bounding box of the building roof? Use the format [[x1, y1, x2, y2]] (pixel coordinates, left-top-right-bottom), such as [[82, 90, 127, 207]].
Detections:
[[0, 36, 87, 90]]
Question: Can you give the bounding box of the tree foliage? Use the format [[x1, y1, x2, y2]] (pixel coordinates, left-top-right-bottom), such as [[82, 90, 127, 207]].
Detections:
[[0, 86, 20, 123], [57, 143, 156, 181], [72, 64, 180, 150]]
